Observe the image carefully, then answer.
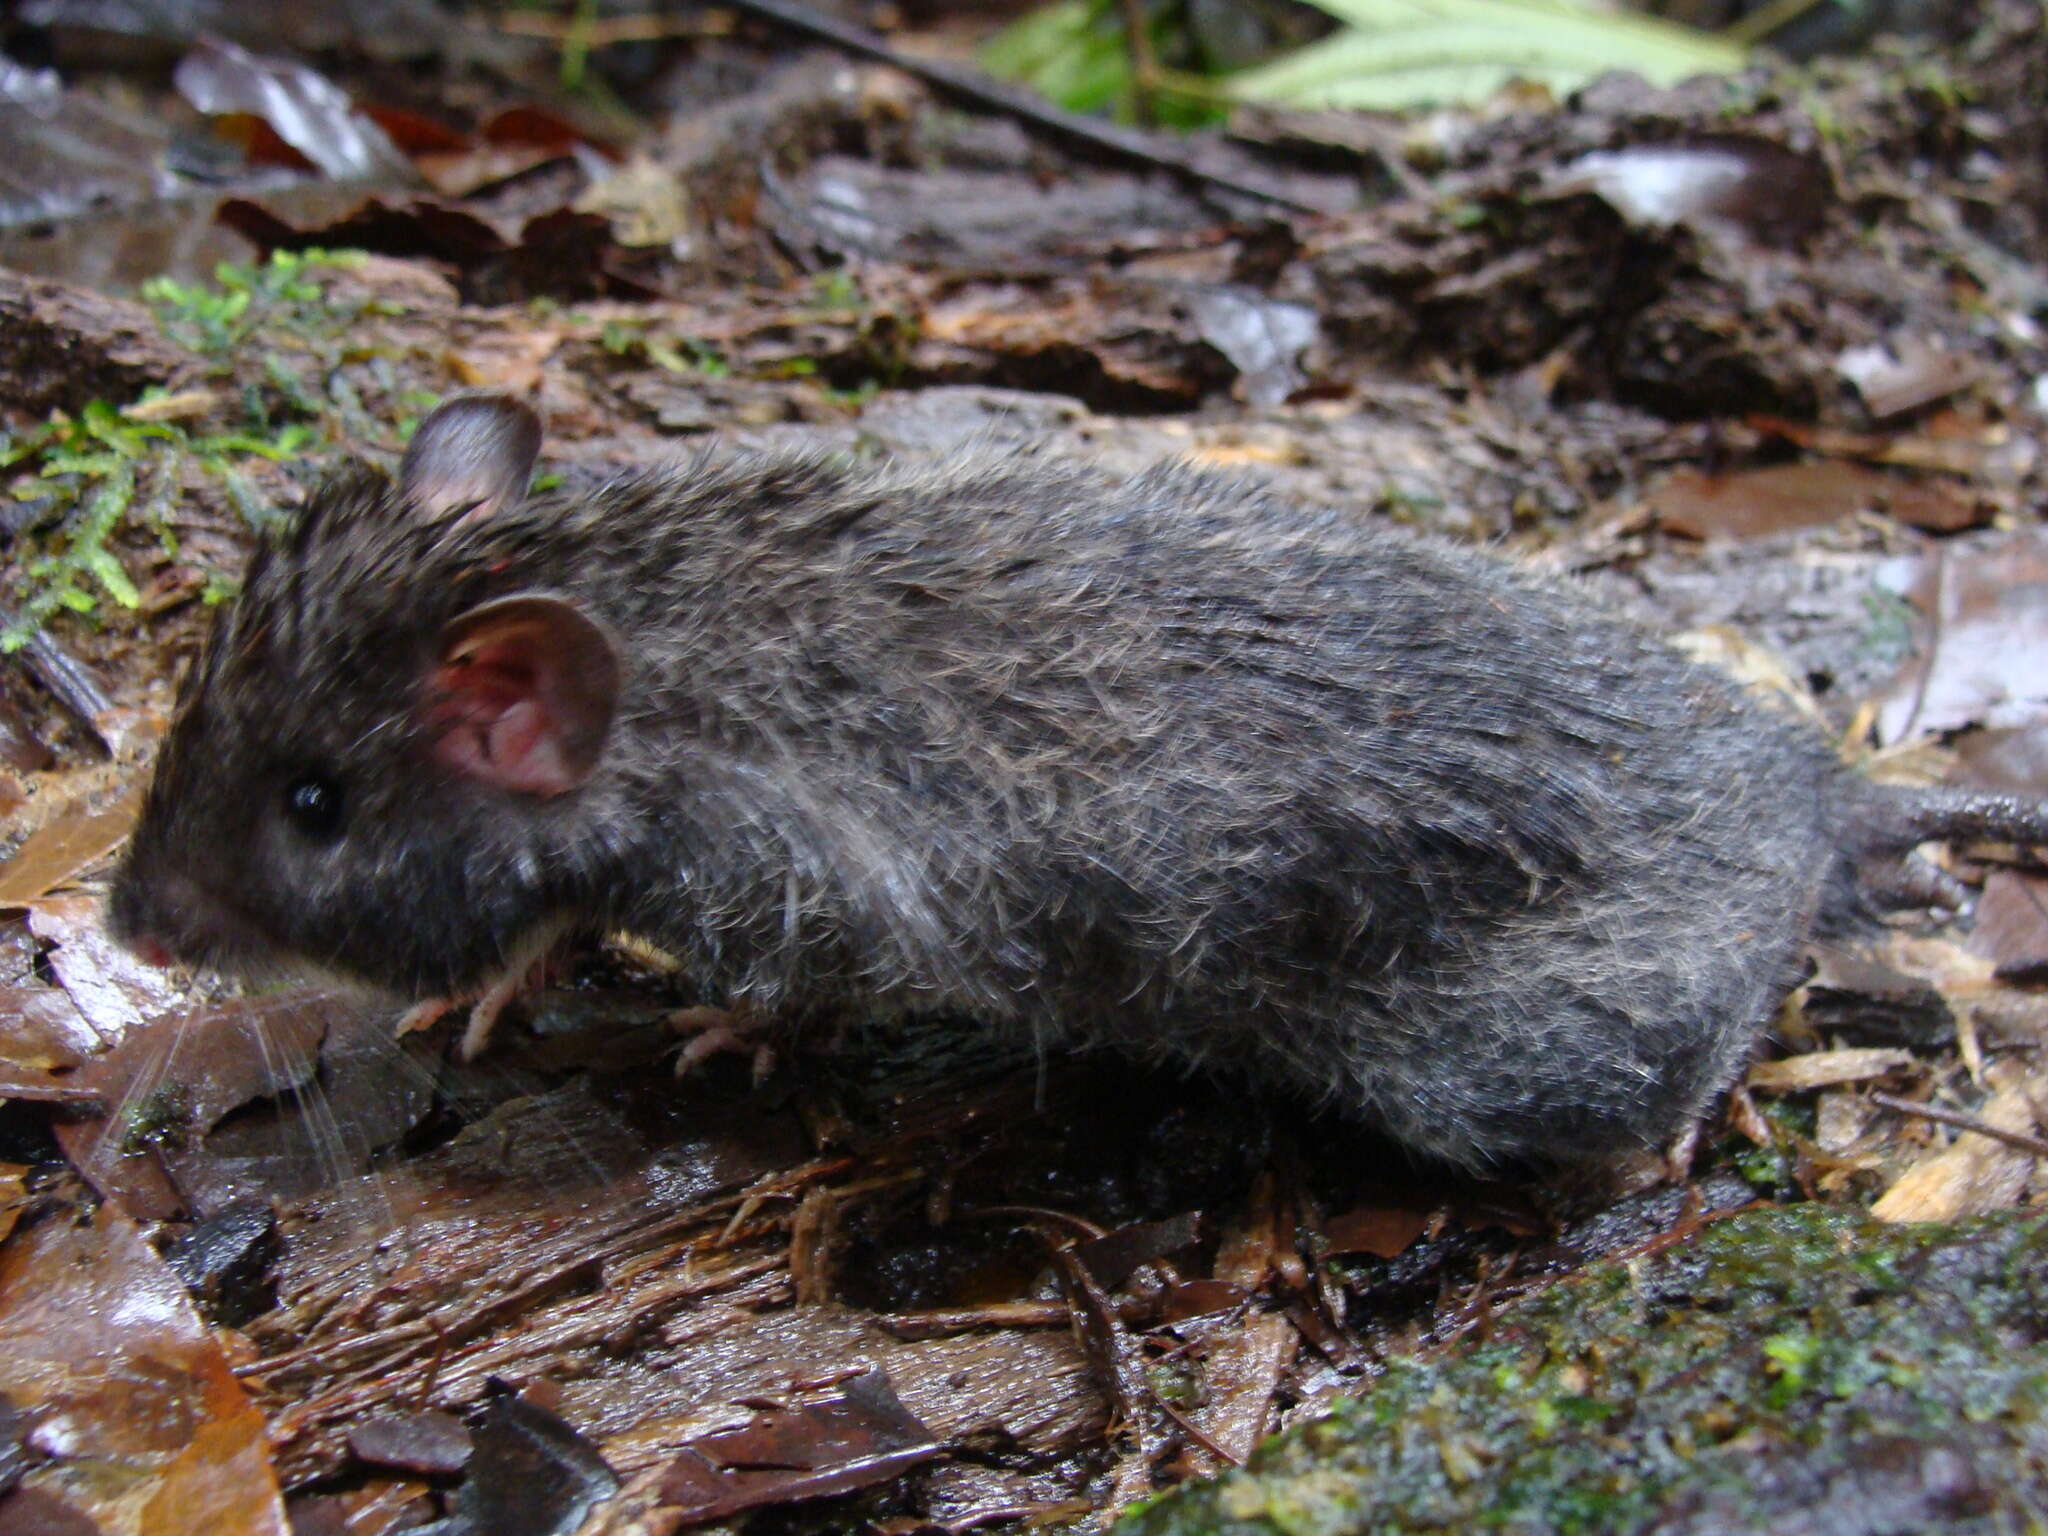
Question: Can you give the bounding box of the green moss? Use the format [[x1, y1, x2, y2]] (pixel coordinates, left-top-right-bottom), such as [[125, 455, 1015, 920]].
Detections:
[[115, 1080, 200, 1153], [142, 249, 374, 360], [2, 250, 442, 644], [598, 318, 729, 378], [1120, 1205, 2048, 1535], [1, 397, 310, 647]]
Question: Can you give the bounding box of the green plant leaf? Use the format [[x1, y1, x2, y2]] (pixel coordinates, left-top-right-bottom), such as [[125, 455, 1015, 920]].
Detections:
[[1232, 0, 1744, 110]]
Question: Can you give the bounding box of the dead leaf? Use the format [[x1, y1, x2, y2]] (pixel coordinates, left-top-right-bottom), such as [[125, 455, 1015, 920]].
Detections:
[[649, 1369, 936, 1525], [1873, 529, 2048, 745], [25, 893, 184, 1045], [1072, 1213, 1204, 1288], [1747, 1048, 1918, 1094], [1871, 1063, 2047, 1222], [346, 1411, 473, 1477], [1814, 1091, 1879, 1154], [0, 792, 141, 906], [1836, 335, 1981, 421], [175, 35, 412, 183], [0, 1198, 288, 1532], [1323, 1203, 1432, 1260], [56, 988, 429, 1222], [1650, 460, 1981, 541], [0, 986, 101, 1101], [1184, 1310, 1294, 1469], [423, 1387, 617, 1536], [1746, 411, 2012, 478], [1969, 869, 2048, 984]]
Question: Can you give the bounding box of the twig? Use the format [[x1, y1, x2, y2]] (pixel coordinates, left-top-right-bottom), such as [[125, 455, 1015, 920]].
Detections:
[[6, 612, 115, 751], [720, 0, 1321, 213], [1870, 1091, 2048, 1160], [1721, 0, 1831, 49], [1155, 1395, 1244, 1467], [496, 9, 732, 46], [1118, 0, 1160, 128]]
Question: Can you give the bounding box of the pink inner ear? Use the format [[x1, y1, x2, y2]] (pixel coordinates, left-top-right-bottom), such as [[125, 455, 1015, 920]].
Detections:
[[428, 662, 583, 796], [424, 594, 620, 798]]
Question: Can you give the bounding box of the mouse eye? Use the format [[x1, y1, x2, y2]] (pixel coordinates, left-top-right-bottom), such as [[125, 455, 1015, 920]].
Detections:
[[283, 775, 346, 842]]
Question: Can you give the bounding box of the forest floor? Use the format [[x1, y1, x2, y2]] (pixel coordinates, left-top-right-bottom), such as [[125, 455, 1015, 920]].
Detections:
[[1, 4, 2047, 1532]]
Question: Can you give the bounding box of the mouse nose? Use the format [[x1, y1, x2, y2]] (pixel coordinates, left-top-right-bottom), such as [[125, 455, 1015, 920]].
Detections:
[[107, 865, 210, 968]]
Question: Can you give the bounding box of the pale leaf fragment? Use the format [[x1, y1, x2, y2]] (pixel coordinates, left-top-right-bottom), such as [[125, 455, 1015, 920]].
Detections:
[[1747, 1048, 1917, 1094], [1871, 1064, 2046, 1223]]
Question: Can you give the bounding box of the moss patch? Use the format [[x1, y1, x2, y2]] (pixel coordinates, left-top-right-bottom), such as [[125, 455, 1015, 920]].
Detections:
[[1122, 1205, 2048, 1535]]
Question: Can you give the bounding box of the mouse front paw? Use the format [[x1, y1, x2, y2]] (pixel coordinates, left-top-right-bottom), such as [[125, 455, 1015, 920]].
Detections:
[[668, 1003, 776, 1084], [393, 928, 566, 1061]]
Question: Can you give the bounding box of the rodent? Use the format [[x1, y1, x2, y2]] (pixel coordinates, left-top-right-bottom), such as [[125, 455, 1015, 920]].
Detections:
[[107, 394, 2048, 1170]]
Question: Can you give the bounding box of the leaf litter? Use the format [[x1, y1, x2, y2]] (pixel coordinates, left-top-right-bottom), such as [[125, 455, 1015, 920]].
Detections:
[[1, 0, 2047, 1529]]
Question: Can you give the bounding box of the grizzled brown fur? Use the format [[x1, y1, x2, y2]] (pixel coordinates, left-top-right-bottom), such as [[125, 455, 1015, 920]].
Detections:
[[112, 397, 2045, 1169]]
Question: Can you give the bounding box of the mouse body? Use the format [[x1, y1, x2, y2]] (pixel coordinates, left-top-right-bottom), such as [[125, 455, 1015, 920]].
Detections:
[[110, 396, 2041, 1169]]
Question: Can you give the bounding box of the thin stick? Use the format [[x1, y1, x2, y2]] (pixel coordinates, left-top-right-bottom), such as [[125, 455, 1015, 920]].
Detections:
[[1870, 1091, 2048, 1160], [721, 0, 1320, 213], [1118, 0, 1160, 128], [7, 613, 114, 750], [1722, 0, 1830, 49]]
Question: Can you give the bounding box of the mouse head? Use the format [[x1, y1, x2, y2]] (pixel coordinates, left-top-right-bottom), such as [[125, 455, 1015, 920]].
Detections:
[[111, 395, 627, 999]]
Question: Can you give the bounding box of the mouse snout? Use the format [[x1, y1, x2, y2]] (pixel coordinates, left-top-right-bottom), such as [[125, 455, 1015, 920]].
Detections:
[[108, 863, 233, 971]]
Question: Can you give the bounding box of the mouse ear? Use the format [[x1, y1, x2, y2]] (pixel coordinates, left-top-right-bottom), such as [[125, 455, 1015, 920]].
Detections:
[[425, 595, 619, 797], [400, 394, 542, 522]]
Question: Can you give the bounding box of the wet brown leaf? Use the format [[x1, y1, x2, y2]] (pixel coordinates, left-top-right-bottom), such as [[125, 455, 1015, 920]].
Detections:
[[0, 1198, 287, 1533], [1184, 1310, 1294, 1469], [1650, 460, 1981, 541], [1323, 1204, 1432, 1260], [0, 794, 141, 907], [652, 1368, 936, 1526], [26, 894, 182, 1046], [1072, 1213, 1204, 1288], [435, 1387, 617, 1536], [56, 988, 430, 1222], [345, 1411, 472, 1476], [0, 987, 101, 1103], [218, 197, 652, 304], [175, 35, 412, 183]]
